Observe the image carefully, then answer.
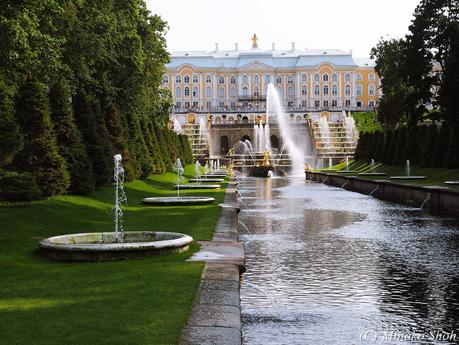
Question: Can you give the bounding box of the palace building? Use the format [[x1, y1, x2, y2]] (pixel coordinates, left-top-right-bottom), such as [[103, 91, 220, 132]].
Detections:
[[164, 35, 380, 162]]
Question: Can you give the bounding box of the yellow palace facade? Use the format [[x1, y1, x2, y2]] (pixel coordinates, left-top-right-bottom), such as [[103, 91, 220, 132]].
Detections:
[[163, 35, 380, 125]]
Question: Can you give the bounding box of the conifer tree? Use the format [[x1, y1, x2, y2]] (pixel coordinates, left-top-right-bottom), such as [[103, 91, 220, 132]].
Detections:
[[12, 78, 69, 197], [49, 80, 95, 194], [420, 124, 438, 167], [431, 123, 450, 167], [381, 130, 392, 164], [402, 125, 419, 165], [0, 79, 22, 167], [393, 126, 408, 166], [385, 128, 398, 165], [445, 121, 459, 168]]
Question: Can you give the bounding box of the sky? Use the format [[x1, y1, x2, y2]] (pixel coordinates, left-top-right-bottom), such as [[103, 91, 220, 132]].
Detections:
[[145, 0, 421, 58]]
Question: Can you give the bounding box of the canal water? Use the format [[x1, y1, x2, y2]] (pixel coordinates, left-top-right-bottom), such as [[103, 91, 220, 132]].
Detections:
[[239, 177, 459, 345]]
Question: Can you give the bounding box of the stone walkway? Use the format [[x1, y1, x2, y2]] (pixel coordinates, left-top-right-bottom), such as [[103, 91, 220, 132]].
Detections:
[[181, 187, 244, 345]]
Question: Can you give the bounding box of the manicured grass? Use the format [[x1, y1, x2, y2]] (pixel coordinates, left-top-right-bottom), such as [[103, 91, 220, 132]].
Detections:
[[0, 165, 227, 345], [318, 160, 459, 189], [351, 111, 383, 133]]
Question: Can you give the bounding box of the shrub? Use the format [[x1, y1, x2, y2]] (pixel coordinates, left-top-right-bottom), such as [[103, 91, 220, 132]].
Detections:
[[0, 171, 41, 202]]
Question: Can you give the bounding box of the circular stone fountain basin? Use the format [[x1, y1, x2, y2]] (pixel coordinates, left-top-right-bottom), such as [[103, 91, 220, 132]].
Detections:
[[142, 196, 215, 205], [390, 176, 427, 180], [358, 172, 388, 176], [203, 174, 227, 178], [335, 170, 359, 174], [39, 231, 193, 261], [188, 178, 224, 183], [174, 184, 221, 189], [444, 181, 459, 185]]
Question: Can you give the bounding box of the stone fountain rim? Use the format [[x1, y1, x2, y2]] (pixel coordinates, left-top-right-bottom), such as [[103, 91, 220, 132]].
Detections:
[[39, 231, 193, 252], [174, 184, 221, 189], [142, 196, 215, 205]]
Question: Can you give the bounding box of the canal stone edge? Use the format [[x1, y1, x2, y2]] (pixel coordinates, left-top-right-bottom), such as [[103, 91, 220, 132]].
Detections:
[[181, 183, 244, 345]]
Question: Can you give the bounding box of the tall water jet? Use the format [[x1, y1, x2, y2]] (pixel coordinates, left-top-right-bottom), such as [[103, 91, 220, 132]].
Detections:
[[267, 84, 306, 175], [344, 113, 357, 144], [195, 161, 201, 183], [173, 118, 183, 134], [406, 160, 411, 177], [318, 116, 331, 155], [174, 158, 184, 197], [370, 158, 375, 172], [113, 154, 127, 243]]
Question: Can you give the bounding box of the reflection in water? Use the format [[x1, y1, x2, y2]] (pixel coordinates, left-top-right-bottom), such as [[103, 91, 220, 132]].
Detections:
[[240, 178, 459, 345]]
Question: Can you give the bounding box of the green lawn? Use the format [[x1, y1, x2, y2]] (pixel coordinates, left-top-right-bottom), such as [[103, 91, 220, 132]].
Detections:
[[351, 111, 383, 133], [318, 160, 459, 189], [0, 165, 227, 345]]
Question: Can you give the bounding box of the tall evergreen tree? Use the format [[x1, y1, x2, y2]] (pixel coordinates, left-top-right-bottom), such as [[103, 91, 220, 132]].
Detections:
[[402, 125, 420, 165], [0, 78, 22, 167], [49, 80, 95, 194], [392, 127, 408, 166], [431, 123, 450, 167], [444, 121, 459, 168], [420, 124, 438, 167], [385, 129, 398, 165], [12, 78, 69, 197]]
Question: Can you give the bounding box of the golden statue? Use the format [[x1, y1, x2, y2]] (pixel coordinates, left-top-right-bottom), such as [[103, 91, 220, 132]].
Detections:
[[262, 149, 271, 167], [252, 33, 258, 48]]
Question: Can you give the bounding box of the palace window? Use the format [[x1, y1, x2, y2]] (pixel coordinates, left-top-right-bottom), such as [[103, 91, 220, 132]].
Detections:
[[231, 102, 236, 108], [323, 85, 329, 95], [163, 75, 168, 84], [219, 76, 225, 84], [369, 73, 375, 81], [254, 75, 260, 84], [302, 100, 307, 107], [230, 87, 236, 97], [357, 74, 362, 81], [369, 101, 375, 107], [184, 75, 190, 83], [332, 73, 338, 82], [356, 85, 362, 96], [175, 75, 181, 83], [175, 101, 181, 109], [219, 87, 224, 98], [302, 85, 307, 95], [175, 86, 182, 97], [323, 74, 329, 82], [192, 86, 198, 97], [254, 86, 260, 97], [206, 101, 212, 109], [184, 101, 190, 108], [344, 73, 351, 82], [356, 101, 362, 107], [206, 75, 212, 83], [206, 86, 212, 98], [332, 85, 338, 95], [323, 100, 329, 107], [314, 100, 320, 108], [301, 74, 307, 83], [193, 101, 198, 108], [314, 85, 320, 95], [192, 75, 198, 83], [345, 99, 351, 107], [243, 75, 248, 84], [332, 99, 337, 107], [287, 76, 294, 84], [276, 76, 282, 84], [184, 86, 190, 97], [345, 84, 351, 95], [288, 86, 294, 97], [243, 87, 248, 96], [314, 73, 320, 82], [230, 76, 236, 84], [264, 75, 270, 84], [369, 84, 375, 96]]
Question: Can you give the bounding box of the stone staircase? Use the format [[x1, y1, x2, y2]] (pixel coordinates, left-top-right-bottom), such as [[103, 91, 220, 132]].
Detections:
[[310, 121, 357, 162], [182, 124, 209, 159]]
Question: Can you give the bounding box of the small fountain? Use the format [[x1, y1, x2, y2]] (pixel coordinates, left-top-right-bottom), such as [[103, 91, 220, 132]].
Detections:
[[390, 159, 427, 180], [188, 160, 224, 183], [358, 158, 387, 176], [336, 156, 358, 174], [173, 158, 221, 190], [39, 154, 193, 261]]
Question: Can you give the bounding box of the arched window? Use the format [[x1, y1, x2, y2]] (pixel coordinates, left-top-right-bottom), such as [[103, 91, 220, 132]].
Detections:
[[241, 116, 249, 124], [369, 84, 375, 96], [332, 85, 338, 95], [242, 75, 248, 84], [254, 86, 260, 97], [323, 74, 329, 82], [332, 73, 338, 82], [356, 74, 362, 81], [206, 75, 212, 83], [192, 86, 198, 97], [345, 84, 351, 95], [220, 136, 229, 154], [230, 76, 236, 84], [301, 74, 307, 83], [356, 85, 362, 96], [288, 85, 294, 97], [369, 73, 375, 81], [264, 75, 270, 84], [219, 76, 225, 84], [206, 86, 212, 98], [176, 75, 182, 83], [219, 86, 224, 98], [301, 85, 307, 95], [192, 75, 198, 83], [175, 86, 182, 97], [254, 75, 259, 84], [344, 73, 351, 82], [314, 85, 320, 95], [242, 86, 248, 96], [314, 73, 320, 82], [276, 76, 282, 84], [323, 85, 329, 95], [287, 75, 294, 84], [163, 75, 168, 84], [230, 87, 236, 97], [184, 86, 190, 97], [184, 75, 190, 83]]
